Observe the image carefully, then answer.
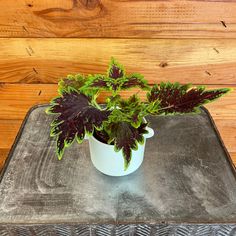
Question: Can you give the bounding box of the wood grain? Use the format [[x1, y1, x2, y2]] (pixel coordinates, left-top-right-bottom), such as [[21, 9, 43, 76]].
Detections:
[[0, 120, 22, 149], [213, 118, 236, 153], [1, 38, 236, 84], [0, 149, 9, 171], [0, 1, 236, 38]]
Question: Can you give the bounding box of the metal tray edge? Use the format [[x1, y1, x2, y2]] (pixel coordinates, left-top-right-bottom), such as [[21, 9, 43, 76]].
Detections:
[[201, 107, 236, 180], [0, 104, 49, 183]]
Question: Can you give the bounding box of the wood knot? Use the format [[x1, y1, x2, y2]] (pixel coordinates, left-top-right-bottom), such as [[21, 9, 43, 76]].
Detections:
[[79, 0, 101, 9], [27, 3, 33, 7], [159, 62, 168, 68]]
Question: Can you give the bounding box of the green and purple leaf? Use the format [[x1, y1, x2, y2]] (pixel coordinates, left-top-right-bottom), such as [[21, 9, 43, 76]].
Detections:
[[84, 74, 110, 91], [107, 122, 148, 170], [85, 59, 149, 94], [121, 73, 150, 90], [147, 82, 231, 115], [118, 95, 147, 127], [58, 74, 86, 95], [108, 57, 125, 79], [46, 90, 110, 159]]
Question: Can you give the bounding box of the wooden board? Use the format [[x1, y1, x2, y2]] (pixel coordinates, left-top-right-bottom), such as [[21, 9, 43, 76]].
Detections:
[[0, 149, 9, 171], [1, 38, 236, 84], [0, 120, 22, 149], [0, 1, 236, 38]]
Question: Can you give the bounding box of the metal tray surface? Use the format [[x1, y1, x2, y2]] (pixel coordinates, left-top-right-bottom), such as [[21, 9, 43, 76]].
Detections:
[[0, 105, 236, 235]]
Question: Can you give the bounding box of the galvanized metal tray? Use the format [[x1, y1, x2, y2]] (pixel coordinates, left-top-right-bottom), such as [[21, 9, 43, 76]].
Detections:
[[0, 104, 236, 236]]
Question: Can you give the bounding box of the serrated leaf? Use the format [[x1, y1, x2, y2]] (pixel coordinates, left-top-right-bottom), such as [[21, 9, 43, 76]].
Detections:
[[121, 73, 150, 90], [119, 94, 141, 111], [118, 95, 147, 127], [47, 91, 110, 159], [107, 122, 148, 170], [83, 74, 110, 91], [147, 83, 231, 115], [106, 94, 121, 109], [108, 57, 125, 79], [58, 74, 86, 95]]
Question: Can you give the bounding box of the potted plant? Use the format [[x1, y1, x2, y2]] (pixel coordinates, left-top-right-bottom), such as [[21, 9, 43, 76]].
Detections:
[[46, 58, 230, 176]]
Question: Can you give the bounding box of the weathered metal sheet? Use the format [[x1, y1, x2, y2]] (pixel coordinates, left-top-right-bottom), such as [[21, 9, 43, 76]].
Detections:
[[0, 105, 236, 235]]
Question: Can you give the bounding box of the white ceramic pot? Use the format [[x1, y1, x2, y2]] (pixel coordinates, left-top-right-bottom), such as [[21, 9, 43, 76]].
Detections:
[[87, 126, 154, 176]]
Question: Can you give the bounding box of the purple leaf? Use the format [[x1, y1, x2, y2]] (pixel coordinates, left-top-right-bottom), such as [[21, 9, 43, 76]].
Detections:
[[47, 91, 110, 159], [58, 75, 86, 94], [109, 65, 123, 79], [121, 74, 149, 90], [91, 79, 108, 88], [89, 75, 110, 89], [83, 75, 110, 93], [108, 122, 148, 170], [148, 83, 230, 114], [108, 58, 125, 79]]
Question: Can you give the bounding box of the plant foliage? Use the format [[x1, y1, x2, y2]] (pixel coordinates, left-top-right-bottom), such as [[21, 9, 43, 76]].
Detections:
[[47, 58, 231, 170], [147, 82, 230, 115], [46, 90, 110, 159]]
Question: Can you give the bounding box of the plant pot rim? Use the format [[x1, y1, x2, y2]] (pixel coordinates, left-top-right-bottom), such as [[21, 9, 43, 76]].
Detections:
[[88, 117, 151, 147], [89, 133, 114, 147]]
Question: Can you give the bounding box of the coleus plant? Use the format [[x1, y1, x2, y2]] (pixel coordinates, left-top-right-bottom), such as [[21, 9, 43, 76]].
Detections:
[[46, 58, 230, 170]]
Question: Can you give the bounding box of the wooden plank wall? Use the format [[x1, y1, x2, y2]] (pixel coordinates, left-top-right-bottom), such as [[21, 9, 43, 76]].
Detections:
[[0, 0, 236, 169]]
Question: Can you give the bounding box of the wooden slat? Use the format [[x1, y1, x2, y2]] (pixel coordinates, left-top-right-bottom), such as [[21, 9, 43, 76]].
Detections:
[[0, 84, 235, 120], [1, 38, 236, 84], [0, 120, 22, 149], [0, 84, 58, 120], [0, 149, 9, 171], [212, 118, 236, 153], [0, 1, 236, 38]]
